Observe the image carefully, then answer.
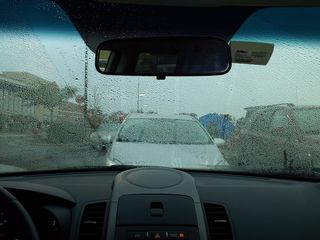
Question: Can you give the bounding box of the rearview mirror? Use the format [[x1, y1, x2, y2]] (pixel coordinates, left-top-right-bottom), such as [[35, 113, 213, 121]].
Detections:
[[96, 37, 231, 79]]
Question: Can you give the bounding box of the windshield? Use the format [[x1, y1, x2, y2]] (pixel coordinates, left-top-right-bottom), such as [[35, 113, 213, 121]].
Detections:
[[1, 0, 320, 177], [97, 123, 120, 132], [293, 109, 320, 135], [117, 118, 212, 144]]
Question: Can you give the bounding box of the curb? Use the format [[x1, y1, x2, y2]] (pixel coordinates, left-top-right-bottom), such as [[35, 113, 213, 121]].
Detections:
[[6, 140, 90, 148], [0, 134, 47, 139]]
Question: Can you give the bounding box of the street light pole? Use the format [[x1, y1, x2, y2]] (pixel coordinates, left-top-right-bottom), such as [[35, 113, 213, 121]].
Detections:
[[137, 77, 140, 112], [140, 95, 144, 113], [138, 93, 145, 112]]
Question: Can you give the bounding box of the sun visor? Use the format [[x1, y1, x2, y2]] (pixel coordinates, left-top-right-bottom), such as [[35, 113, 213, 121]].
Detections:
[[53, 0, 258, 53], [230, 41, 274, 65]]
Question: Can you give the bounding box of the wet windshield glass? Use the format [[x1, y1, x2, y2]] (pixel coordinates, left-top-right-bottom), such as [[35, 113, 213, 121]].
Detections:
[[293, 109, 320, 135], [117, 118, 211, 144], [1, 0, 320, 177], [97, 123, 120, 132]]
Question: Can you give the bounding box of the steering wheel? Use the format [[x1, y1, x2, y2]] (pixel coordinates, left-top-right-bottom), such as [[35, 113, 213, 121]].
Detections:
[[0, 187, 40, 240]]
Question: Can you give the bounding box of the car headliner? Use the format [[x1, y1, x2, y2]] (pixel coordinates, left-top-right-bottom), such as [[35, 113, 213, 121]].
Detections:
[[53, 1, 258, 52], [92, 0, 320, 7], [53, 0, 320, 55]]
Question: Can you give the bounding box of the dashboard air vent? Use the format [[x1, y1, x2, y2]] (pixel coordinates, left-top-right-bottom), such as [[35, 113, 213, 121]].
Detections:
[[203, 203, 233, 240], [79, 202, 107, 240]]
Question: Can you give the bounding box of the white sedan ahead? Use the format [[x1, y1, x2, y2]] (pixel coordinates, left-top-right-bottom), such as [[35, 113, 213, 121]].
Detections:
[[106, 113, 228, 169]]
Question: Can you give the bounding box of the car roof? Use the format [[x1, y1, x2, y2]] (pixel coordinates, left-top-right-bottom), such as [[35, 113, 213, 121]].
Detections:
[[126, 113, 196, 120], [245, 104, 320, 118], [240, 105, 320, 130], [292, 105, 320, 110]]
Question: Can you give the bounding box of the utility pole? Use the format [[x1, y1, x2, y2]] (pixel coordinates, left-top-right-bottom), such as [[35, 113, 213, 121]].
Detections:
[[84, 46, 88, 115], [83, 1, 89, 142], [295, 86, 299, 105], [83, 0, 89, 116]]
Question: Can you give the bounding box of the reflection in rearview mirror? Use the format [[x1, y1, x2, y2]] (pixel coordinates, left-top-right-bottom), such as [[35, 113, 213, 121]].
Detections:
[[98, 50, 112, 72], [95, 37, 231, 79]]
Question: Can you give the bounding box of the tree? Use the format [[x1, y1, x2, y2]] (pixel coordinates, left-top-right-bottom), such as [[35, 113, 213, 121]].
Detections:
[[107, 111, 127, 123], [207, 122, 219, 138], [19, 82, 77, 122], [87, 108, 103, 129], [89, 86, 103, 111]]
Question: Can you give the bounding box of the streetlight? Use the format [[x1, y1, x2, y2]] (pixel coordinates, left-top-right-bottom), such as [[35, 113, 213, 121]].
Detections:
[[142, 104, 148, 113], [138, 93, 145, 112]]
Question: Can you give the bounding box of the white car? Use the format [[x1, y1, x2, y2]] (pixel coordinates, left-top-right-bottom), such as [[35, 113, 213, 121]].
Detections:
[[106, 113, 228, 169], [89, 122, 121, 151]]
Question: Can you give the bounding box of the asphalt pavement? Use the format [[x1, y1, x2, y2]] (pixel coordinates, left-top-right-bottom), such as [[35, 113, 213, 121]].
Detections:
[[0, 132, 238, 172], [0, 132, 107, 171]]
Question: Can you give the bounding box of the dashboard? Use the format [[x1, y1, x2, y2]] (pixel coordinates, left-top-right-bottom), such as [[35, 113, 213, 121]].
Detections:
[[0, 168, 319, 240]]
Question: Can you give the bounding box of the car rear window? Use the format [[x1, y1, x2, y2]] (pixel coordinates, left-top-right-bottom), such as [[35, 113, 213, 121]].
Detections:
[[117, 118, 212, 144], [293, 108, 320, 135]]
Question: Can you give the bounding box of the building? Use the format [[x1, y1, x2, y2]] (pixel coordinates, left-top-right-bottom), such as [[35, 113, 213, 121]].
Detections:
[[0, 72, 42, 131], [0, 72, 83, 132], [56, 101, 84, 123]]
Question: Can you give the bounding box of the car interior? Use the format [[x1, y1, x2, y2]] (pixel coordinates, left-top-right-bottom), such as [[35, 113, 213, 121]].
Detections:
[[1, 0, 320, 240]]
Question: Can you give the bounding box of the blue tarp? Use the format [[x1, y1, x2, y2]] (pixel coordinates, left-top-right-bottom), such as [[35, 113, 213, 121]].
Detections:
[[199, 113, 235, 140]]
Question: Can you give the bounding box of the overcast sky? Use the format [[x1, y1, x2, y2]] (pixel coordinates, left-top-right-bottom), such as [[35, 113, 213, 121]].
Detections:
[[1, 0, 320, 118]]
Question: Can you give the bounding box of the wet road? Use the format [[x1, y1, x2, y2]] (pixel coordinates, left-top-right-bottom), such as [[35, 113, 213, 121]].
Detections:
[[0, 134, 107, 171]]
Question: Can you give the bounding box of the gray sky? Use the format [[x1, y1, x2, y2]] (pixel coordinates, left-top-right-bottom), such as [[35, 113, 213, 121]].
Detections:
[[1, 1, 320, 118]]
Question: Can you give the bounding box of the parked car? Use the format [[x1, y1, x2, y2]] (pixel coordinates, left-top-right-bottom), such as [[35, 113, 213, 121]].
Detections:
[[233, 104, 320, 171], [106, 113, 228, 168], [89, 122, 120, 151]]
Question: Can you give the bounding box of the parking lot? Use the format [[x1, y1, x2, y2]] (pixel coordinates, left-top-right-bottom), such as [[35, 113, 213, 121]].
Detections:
[[0, 132, 107, 171]]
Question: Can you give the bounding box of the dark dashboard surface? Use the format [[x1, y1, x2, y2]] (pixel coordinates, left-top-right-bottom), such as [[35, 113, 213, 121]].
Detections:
[[0, 169, 319, 240]]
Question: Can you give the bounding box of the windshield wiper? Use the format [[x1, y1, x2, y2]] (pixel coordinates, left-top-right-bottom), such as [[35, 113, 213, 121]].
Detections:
[[256, 168, 320, 181], [34, 165, 137, 172], [190, 165, 320, 181]]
